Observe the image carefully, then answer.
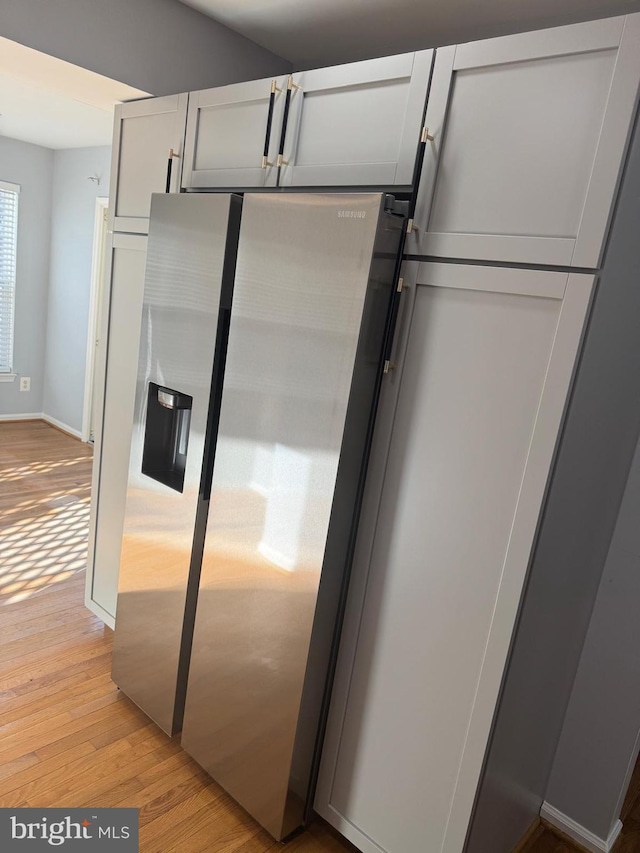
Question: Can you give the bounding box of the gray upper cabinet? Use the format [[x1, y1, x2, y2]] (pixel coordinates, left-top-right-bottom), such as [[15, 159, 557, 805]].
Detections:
[[407, 15, 640, 266], [279, 51, 433, 187], [109, 94, 188, 234], [182, 53, 433, 190], [182, 76, 288, 188]]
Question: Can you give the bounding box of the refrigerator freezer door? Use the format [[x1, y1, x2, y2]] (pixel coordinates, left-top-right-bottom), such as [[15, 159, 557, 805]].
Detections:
[[112, 192, 241, 735], [181, 193, 404, 839]]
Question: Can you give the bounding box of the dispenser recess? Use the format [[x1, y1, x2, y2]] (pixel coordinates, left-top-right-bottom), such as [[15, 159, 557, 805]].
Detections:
[[141, 382, 193, 492]]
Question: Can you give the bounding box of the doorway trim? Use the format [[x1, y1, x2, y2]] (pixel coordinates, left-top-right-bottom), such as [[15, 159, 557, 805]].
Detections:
[[82, 196, 109, 442]]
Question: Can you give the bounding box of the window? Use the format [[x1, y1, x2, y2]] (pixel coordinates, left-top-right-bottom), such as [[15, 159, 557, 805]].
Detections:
[[0, 180, 19, 375]]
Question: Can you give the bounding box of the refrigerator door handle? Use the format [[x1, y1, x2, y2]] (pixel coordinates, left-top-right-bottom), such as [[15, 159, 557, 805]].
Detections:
[[202, 304, 232, 502]]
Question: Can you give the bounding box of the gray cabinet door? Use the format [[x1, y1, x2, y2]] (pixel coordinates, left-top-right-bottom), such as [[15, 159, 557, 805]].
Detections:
[[408, 15, 640, 266], [182, 76, 288, 188], [315, 262, 594, 853], [278, 52, 433, 187], [109, 95, 187, 234], [85, 234, 147, 627]]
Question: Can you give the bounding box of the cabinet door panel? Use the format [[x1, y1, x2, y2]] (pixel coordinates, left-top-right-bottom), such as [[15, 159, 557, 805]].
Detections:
[[315, 263, 594, 853], [408, 15, 640, 266], [110, 95, 187, 234], [279, 52, 432, 187], [182, 77, 287, 188], [85, 234, 147, 626]]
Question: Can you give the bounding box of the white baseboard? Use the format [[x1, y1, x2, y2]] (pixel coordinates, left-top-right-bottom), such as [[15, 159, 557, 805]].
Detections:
[[0, 412, 43, 422], [42, 413, 84, 441], [541, 802, 623, 853], [0, 412, 84, 442]]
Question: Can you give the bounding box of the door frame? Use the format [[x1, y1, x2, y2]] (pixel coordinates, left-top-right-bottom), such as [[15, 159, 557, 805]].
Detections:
[[82, 196, 109, 442]]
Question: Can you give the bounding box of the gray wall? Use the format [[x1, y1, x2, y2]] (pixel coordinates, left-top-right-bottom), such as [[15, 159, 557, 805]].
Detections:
[[43, 146, 111, 434], [465, 106, 640, 852], [0, 0, 290, 97], [0, 136, 53, 418], [291, 1, 640, 69], [544, 433, 640, 840]]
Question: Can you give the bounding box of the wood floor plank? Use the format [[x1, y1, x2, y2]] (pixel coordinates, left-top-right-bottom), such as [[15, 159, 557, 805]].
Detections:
[[0, 641, 113, 693], [0, 612, 103, 660], [0, 671, 114, 730], [134, 748, 208, 791], [36, 743, 179, 808], [0, 742, 97, 798], [0, 741, 129, 807], [0, 699, 136, 765], [5, 651, 112, 699], [36, 704, 149, 760], [0, 421, 355, 852], [125, 774, 216, 826], [140, 789, 226, 850], [81, 776, 146, 809], [0, 752, 41, 784]]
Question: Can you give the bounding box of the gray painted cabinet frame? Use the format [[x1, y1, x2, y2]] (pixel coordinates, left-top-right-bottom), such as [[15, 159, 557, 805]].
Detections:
[[85, 234, 147, 627], [315, 262, 594, 853], [182, 52, 433, 190], [109, 94, 188, 235], [407, 15, 640, 268]]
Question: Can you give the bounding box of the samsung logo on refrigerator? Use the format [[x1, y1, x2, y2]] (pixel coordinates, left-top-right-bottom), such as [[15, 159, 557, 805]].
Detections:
[[337, 210, 366, 219]]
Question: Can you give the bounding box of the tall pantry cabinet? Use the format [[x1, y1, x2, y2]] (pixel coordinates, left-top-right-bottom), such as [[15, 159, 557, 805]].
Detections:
[[315, 263, 594, 853], [314, 13, 640, 853], [86, 95, 187, 625]]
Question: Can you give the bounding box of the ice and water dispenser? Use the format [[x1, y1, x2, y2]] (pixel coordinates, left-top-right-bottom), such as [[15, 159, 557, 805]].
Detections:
[[142, 383, 193, 493]]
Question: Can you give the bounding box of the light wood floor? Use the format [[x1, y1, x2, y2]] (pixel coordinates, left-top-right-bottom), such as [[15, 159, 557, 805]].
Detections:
[[0, 421, 355, 853], [9, 421, 637, 853]]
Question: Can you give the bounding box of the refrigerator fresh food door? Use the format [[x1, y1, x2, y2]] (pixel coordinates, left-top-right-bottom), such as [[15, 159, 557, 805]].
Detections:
[[181, 192, 404, 839], [112, 192, 242, 735]]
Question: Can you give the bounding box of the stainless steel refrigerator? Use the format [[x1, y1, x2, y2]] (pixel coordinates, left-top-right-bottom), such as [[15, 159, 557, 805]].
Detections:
[[112, 190, 405, 840]]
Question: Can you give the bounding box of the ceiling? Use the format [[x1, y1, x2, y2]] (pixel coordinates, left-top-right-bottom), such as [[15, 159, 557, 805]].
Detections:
[[0, 38, 148, 150], [177, 0, 640, 67]]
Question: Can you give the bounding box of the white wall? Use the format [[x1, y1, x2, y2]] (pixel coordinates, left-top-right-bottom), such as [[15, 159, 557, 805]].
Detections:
[[42, 146, 111, 434], [0, 135, 53, 418]]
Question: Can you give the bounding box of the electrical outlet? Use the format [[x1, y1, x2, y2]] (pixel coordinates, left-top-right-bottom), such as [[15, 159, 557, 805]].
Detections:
[[19, 376, 31, 392]]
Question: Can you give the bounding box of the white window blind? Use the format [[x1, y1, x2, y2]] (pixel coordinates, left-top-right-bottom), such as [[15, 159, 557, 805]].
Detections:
[[0, 180, 19, 374]]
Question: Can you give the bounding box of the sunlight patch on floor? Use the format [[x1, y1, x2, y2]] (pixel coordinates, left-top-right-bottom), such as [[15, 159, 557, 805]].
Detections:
[[0, 450, 92, 606]]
